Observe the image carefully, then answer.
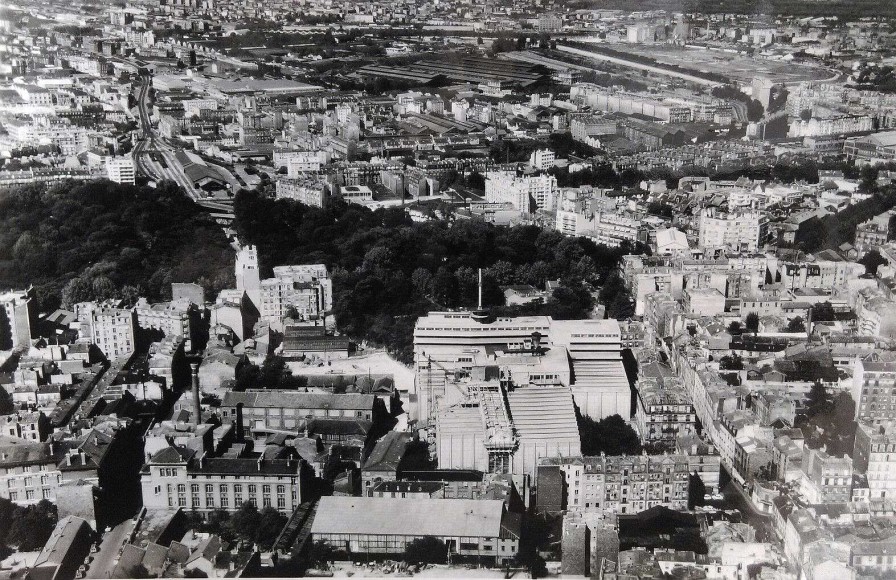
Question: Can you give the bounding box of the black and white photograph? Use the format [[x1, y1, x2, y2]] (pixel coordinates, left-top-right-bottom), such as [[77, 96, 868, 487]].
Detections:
[[0, 0, 895, 577]]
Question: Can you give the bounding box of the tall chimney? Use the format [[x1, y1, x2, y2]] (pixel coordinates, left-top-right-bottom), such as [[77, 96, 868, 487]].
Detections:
[[191, 363, 201, 427], [477, 268, 483, 311]]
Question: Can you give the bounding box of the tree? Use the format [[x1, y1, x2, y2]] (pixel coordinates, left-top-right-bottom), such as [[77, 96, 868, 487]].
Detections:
[[719, 355, 744, 371], [786, 316, 806, 333], [812, 302, 836, 322], [859, 250, 887, 276], [687, 473, 706, 509], [578, 414, 642, 456], [745, 312, 759, 333], [404, 536, 448, 564], [727, 321, 744, 336], [4, 501, 57, 551], [255, 507, 287, 551], [230, 502, 262, 543]]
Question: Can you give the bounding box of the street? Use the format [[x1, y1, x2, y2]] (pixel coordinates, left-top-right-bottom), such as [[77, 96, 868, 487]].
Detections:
[[719, 478, 777, 543], [85, 519, 136, 579]]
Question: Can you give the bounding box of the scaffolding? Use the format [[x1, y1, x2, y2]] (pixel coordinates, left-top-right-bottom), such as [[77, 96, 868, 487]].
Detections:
[[467, 382, 517, 474]]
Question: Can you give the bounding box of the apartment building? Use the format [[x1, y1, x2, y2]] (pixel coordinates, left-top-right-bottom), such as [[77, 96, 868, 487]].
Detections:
[[799, 447, 853, 504], [135, 298, 197, 351], [633, 377, 697, 449], [259, 264, 332, 325], [78, 302, 136, 358], [536, 454, 693, 515], [141, 445, 301, 514], [698, 208, 769, 253], [274, 175, 329, 208], [0, 288, 36, 350], [485, 171, 558, 213], [854, 420, 896, 500], [0, 437, 63, 505], [852, 360, 896, 425], [105, 155, 136, 184]]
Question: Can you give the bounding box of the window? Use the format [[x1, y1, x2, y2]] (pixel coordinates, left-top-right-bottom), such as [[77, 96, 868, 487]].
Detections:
[[248, 484, 257, 495], [154, 485, 161, 495], [221, 496, 229, 508], [191, 484, 199, 493], [42, 489, 51, 499], [206, 484, 213, 493]]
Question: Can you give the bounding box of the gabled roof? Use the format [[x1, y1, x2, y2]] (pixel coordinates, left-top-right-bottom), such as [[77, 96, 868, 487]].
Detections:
[[149, 445, 195, 465]]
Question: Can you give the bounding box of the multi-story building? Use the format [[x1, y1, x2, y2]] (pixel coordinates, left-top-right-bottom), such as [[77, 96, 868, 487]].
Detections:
[[633, 377, 696, 449], [105, 155, 135, 184], [258, 264, 332, 325], [569, 114, 617, 144], [0, 436, 62, 505], [222, 390, 382, 438], [135, 298, 197, 351], [854, 420, 896, 500], [0, 412, 49, 442], [852, 360, 896, 425], [414, 312, 630, 422], [536, 454, 694, 515], [275, 175, 329, 208], [235, 245, 262, 311], [798, 447, 852, 505], [529, 149, 555, 170], [698, 208, 769, 253], [845, 130, 896, 164], [79, 302, 136, 358], [485, 171, 558, 213], [141, 445, 301, 514], [0, 288, 36, 350]]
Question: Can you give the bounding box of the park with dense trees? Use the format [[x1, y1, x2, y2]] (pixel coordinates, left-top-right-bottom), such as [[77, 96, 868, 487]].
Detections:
[[0, 179, 234, 312]]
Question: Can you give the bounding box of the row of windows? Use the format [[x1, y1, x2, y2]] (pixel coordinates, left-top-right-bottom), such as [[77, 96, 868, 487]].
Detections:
[[157, 483, 289, 494], [4, 489, 52, 501], [6, 475, 58, 487]]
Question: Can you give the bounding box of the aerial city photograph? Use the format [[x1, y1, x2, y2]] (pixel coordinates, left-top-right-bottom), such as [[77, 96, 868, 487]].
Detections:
[[3, 0, 896, 577]]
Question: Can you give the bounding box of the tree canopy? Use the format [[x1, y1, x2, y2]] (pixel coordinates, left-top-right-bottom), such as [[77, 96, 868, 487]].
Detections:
[[0, 180, 234, 312], [578, 414, 642, 456]]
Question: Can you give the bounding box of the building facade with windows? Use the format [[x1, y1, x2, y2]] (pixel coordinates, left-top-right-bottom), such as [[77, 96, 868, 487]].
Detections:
[[311, 496, 520, 564], [140, 445, 301, 515], [536, 454, 694, 515], [0, 437, 63, 505]]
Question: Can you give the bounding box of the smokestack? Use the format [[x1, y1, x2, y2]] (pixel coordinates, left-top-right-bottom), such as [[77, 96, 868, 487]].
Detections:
[[477, 268, 483, 311], [191, 363, 201, 427]]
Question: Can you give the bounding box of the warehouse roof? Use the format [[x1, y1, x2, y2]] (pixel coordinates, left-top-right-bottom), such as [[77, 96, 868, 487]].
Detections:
[[311, 496, 509, 538]]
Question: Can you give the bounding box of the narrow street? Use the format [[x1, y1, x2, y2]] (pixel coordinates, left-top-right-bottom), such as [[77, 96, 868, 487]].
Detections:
[[85, 519, 136, 579], [719, 478, 777, 544]]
